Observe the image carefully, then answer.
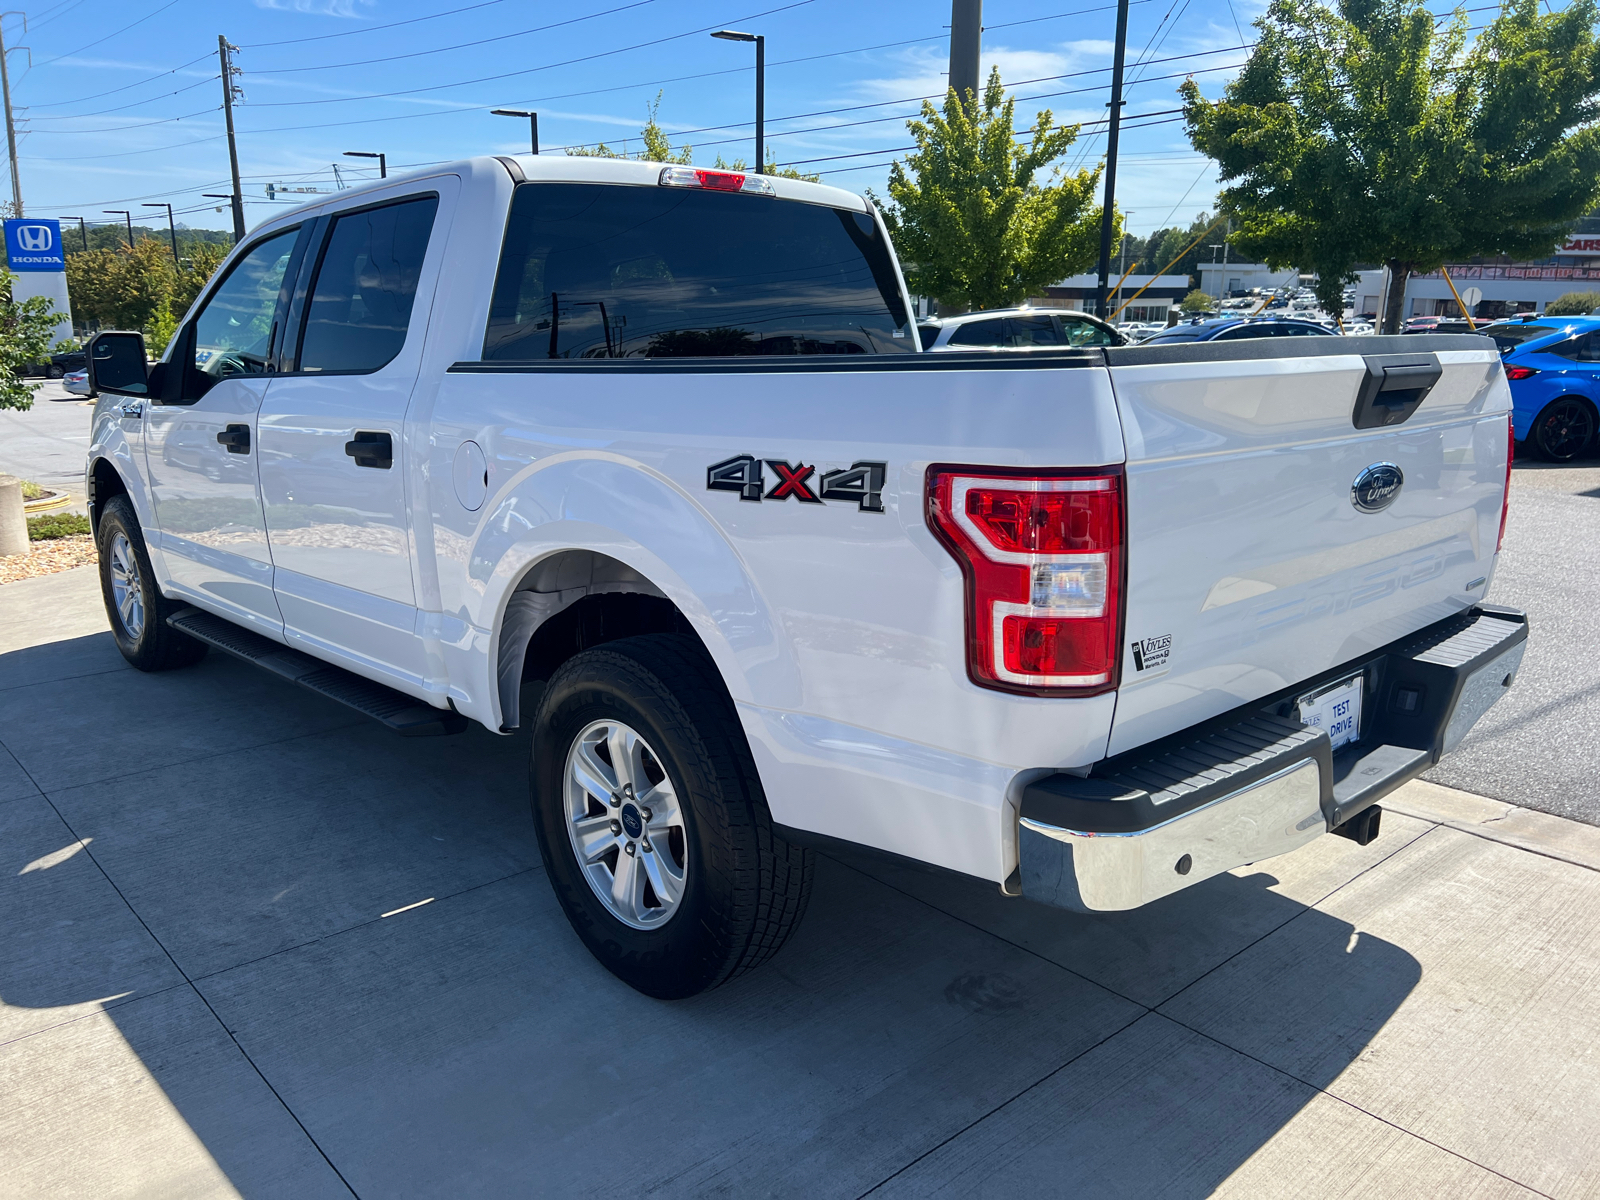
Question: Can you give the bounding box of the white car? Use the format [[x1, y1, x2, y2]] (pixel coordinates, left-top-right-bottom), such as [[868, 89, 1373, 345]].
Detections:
[[919, 306, 1124, 349], [83, 156, 1525, 998], [62, 368, 90, 395]]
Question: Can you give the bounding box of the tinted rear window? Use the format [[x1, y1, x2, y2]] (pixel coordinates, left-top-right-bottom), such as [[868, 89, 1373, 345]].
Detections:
[[917, 324, 941, 350], [948, 318, 1006, 347], [483, 183, 912, 360], [1480, 322, 1555, 351], [1144, 329, 1204, 343]]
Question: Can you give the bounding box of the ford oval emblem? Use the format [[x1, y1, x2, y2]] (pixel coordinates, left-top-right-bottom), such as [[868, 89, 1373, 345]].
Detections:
[[1351, 462, 1404, 513]]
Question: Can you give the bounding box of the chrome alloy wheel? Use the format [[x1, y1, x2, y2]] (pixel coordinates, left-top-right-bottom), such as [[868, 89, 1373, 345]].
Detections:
[[108, 532, 145, 641], [564, 719, 688, 930]]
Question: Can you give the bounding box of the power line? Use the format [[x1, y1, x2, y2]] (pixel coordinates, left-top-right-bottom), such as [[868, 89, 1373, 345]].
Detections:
[[241, 0, 816, 108], [23, 52, 213, 109], [241, 0, 519, 50], [33, 0, 185, 68], [250, 0, 659, 76], [26, 74, 217, 121]]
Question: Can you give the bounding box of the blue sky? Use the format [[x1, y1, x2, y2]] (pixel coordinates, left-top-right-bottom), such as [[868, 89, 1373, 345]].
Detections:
[[11, 0, 1267, 237]]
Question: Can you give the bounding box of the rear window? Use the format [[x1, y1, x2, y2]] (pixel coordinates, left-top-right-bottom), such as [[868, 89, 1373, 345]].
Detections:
[[917, 324, 941, 350], [1143, 329, 1204, 343], [483, 183, 912, 360], [948, 318, 1006, 347], [1479, 322, 1556, 352]]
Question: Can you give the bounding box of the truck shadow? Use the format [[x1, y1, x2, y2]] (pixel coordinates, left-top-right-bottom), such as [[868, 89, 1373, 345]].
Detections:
[[1, 635, 1423, 1198]]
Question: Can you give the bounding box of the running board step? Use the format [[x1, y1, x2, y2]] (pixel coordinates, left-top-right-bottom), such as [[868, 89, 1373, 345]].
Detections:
[[167, 608, 467, 737]]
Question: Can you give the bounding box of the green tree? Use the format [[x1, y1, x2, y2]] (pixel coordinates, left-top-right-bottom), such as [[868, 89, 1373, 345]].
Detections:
[[1183, 0, 1600, 332], [66, 239, 176, 334], [877, 68, 1112, 310], [1180, 288, 1216, 313], [567, 93, 693, 163], [172, 242, 228, 322], [1545, 290, 1600, 314], [0, 268, 64, 411]]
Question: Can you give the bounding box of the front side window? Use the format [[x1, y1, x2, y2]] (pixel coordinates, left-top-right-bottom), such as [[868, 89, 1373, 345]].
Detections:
[[190, 228, 298, 381], [948, 318, 1006, 347], [298, 195, 439, 373], [483, 183, 912, 360], [1059, 315, 1117, 347]]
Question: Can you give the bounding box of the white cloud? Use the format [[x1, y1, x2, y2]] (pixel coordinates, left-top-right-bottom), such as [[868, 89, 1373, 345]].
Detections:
[[254, 0, 376, 18]]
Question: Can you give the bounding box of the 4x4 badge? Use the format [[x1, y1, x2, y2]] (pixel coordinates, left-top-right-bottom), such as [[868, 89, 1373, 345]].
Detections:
[[707, 455, 886, 512]]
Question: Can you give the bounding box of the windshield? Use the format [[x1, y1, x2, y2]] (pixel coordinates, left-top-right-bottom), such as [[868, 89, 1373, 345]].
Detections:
[[484, 183, 913, 359]]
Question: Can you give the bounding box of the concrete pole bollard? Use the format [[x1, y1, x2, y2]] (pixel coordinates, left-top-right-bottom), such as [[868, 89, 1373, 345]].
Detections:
[[0, 474, 29, 558]]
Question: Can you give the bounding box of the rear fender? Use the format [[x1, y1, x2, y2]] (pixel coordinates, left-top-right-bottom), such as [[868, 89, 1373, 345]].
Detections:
[[463, 454, 790, 730]]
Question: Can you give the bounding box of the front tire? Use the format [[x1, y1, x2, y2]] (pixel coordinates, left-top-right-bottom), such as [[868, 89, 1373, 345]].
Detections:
[[1531, 396, 1596, 462], [531, 634, 812, 999], [96, 495, 208, 671]]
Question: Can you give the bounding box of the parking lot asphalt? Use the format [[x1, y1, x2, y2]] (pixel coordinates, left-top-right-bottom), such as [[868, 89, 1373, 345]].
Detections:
[[0, 381, 95, 512], [3, 566, 1600, 1198], [1423, 457, 1600, 824]]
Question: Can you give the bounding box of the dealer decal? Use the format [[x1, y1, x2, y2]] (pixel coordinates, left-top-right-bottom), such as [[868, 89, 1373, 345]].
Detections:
[[1130, 634, 1173, 675], [707, 455, 886, 512]]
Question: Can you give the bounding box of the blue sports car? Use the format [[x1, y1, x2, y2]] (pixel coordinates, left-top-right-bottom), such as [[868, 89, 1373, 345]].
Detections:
[[1481, 314, 1600, 461]]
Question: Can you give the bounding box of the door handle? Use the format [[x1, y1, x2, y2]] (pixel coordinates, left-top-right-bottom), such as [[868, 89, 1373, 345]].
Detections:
[[345, 430, 393, 469], [117, 401, 143, 419], [216, 424, 251, 455]]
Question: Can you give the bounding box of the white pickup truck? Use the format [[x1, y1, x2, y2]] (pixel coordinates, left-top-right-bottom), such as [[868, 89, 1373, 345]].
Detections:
[[85, 156, 1526, 998]]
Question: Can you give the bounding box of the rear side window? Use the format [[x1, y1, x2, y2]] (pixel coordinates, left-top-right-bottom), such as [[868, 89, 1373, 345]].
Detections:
[[1550, 331, 1600, 362], [1004, 315, 1062, 347], [948, 318, 1006, 347], [483, 183, 912, 360], [298, 195, 439, 373]]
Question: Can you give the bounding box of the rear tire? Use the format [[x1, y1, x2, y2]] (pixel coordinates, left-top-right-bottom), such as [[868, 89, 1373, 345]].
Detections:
[[96, 495, 208, 672], [1531, 396, 1596, 462], [531, 633, 812, 999]]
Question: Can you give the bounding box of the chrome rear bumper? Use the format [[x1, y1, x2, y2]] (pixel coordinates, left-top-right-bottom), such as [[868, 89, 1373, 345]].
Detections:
[[1018, 605, 1527, 913]]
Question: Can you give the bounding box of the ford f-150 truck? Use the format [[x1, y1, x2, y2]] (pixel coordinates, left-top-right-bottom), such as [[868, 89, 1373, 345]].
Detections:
[[84, 155, 1526, 998]]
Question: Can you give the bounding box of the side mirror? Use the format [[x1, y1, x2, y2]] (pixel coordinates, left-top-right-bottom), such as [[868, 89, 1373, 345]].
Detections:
[[88, 331, 150, 397]]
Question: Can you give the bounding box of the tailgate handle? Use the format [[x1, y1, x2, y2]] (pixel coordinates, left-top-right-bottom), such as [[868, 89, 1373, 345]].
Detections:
[[1352, 354, 1442, 430]]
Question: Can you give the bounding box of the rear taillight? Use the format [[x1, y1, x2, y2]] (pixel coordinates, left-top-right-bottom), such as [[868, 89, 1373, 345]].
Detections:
[[1498, 413, 1514, 552], [658, 166, 775, 196], [927, 467, 1125, 695], [1504, 365, 1540, 381]]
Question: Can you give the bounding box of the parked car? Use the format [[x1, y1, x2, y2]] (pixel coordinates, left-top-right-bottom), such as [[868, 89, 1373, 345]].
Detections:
[[1140, 316, 1340, 344], [49, 348, 86, 378], [1480, 314, 1600, 460], [918, 307, 1125, 350], [83, 155, 1524, 999], [62, 368, 90, 395]]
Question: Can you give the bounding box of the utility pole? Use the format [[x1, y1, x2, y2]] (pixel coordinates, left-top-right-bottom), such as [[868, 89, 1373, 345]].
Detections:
[[948, 0, 981, 109], [1093, 0, 1131, 319], [218, 35, 245, 242], [0, 12, 27, 216]]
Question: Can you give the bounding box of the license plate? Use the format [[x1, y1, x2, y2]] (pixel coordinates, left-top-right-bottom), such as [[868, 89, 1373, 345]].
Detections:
[[1296, 673, 1363, 751]]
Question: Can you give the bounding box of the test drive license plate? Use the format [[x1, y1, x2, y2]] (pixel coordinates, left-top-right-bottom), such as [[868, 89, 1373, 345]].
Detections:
[[1296, 673, 1363, 751]]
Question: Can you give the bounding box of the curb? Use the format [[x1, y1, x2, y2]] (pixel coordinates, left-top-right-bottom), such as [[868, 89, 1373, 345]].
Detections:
[[1385, 778, 1600, 875]]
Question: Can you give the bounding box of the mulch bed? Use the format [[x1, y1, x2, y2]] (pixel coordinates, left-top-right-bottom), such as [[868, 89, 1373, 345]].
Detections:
[[0, 535, 98, 585]]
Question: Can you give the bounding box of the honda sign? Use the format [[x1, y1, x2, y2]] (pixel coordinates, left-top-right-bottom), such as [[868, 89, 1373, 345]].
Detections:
[[4, 219, 65, 272]]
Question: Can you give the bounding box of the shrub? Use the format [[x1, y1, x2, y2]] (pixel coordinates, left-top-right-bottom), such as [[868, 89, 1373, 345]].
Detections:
[[1543, 291, 1600, 316], [27, 512, 91, 540]]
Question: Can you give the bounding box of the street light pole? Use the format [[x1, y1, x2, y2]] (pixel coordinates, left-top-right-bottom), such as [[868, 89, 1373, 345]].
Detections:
[[711, 30, 764, 172], [60, 215, 87, 252], [104, 210, 133, 249], [144, 202, 179, 264], [343, 150, 386, 178], [1093, 0, 1131, 319], [491, 109, 539, 155]]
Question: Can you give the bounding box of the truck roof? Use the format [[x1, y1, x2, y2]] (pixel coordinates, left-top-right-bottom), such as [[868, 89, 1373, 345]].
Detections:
[[251, 154, 869, 237]]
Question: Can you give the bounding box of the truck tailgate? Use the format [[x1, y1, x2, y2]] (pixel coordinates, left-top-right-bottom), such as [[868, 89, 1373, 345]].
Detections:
[[1105, 335, 1510, 756]]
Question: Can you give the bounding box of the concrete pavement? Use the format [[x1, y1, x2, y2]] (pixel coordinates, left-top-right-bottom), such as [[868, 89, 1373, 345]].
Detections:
[[3, 565, 1598, 1197]]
